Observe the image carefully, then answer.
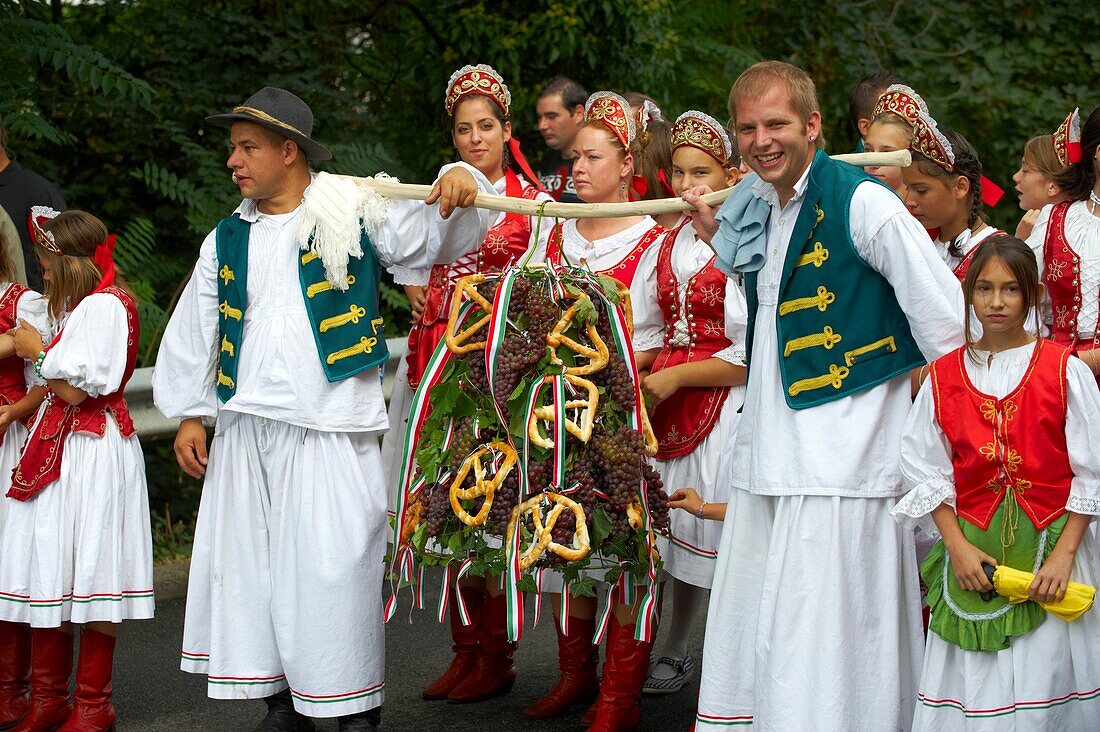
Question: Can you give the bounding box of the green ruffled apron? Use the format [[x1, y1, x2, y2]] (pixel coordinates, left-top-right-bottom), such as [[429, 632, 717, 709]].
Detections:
[[922, 497, 1067, 652]]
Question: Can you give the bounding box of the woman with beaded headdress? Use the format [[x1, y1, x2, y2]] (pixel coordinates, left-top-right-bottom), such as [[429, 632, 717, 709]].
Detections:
[[382, 63, 555, 707], [903, 112, 1007, 283], [863, 84, 929, 200], [1028, 106, 1100, 386], [626, 111, 749, 697], [523, 91, 666, 731], [1013, 108, 1077, 241]]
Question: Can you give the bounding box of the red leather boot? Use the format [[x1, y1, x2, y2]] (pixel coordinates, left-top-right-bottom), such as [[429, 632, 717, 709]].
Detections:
[[446, 593, 516, 703], [58, 629, 116, 732], [586, 618, 653, 732], [9, 628, 72, 732], [0, 622, 31, 730], [422, 586, 483, 700], [522, 616, 598, 718], [581, 617, 618, 726]]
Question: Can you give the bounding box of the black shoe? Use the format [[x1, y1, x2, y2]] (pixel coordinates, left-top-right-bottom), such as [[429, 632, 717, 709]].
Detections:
[[252, 690, 316, 732], [337, 706, 381, 730]]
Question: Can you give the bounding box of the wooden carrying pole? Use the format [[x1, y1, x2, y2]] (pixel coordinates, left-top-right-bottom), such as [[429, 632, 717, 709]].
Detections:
[[344, 150, 912, 219]]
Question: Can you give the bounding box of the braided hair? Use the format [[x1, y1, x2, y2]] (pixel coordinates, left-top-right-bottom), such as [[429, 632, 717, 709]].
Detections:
[[912, 126, 986, 257]]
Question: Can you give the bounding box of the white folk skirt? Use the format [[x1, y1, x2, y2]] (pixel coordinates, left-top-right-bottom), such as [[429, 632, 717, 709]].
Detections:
[[654, 386, 743, 589], [0, 417, 154, 627], [912, 529, 1100, 731], [696, 489, 923, 731]]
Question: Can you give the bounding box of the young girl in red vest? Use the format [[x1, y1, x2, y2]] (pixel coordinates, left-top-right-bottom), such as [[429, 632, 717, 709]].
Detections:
[[903, 113, 1006, 282], [630, 110, 746, 697], [892, 234, 1100, 730], [383, 63, 554, 707], [1027, 106, 1100, 386], [0, 225, 50, 731], [0, 209, 152, 732]]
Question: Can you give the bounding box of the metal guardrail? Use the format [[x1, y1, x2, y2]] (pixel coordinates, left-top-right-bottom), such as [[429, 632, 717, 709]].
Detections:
[[127, 337, 409, 439]]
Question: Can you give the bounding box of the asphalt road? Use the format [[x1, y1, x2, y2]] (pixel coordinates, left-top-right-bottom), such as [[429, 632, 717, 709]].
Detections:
[[113, 569, 704, 731]]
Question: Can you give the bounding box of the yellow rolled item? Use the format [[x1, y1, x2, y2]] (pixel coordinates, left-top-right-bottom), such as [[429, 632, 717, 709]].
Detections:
[[992, 565, 1096, 622]]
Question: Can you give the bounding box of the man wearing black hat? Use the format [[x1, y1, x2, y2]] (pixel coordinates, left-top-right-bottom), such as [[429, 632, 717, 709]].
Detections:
[[154, 87, 494, 731]]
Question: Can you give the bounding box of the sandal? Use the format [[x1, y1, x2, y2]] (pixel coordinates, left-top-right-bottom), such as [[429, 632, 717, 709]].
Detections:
[[641, 655, 695, 695]]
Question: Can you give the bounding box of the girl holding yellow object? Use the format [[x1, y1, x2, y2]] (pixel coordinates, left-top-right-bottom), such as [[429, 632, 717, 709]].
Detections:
[[892, 234, 1100, 730]]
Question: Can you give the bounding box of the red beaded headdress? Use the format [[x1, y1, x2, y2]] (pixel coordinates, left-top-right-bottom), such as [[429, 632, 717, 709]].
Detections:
[[1053, 107, 1082, 167], [28, 205, 64, 256], [910, 112, 954, 173], [872, 84, 929, 127], [584, 91, 636, 151], [445, 64, 511, 117], [671, 111, 733, 167]]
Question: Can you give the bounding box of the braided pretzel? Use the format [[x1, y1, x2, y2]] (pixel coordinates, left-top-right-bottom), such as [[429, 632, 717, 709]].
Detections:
[[448, 442, 517, 527], [638, 396, 659, 456], [445, 274, 495, 354], [528, 375, 599, 448], [610, 278, 634, 338], [399, 495, 423, 547], [505, 491, 591, 570], [547, 294, 610, 376]]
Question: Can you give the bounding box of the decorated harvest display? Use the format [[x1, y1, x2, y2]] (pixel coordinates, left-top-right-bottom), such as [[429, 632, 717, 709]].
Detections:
[[389, 264, 669, 627]]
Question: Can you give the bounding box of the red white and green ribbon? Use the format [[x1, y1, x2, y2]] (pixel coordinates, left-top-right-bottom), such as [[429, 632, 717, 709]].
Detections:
[[586, 275, 661, 642], [384, 305, 467, 623], [484, 269, 529, 641]]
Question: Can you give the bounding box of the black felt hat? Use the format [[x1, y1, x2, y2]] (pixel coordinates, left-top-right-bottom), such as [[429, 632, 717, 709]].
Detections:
[[206, 86, 332, 162]]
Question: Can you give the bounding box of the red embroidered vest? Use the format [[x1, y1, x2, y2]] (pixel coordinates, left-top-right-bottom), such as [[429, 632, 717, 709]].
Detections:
[[406, 171, 543, 387], [0, 283, 31, 407], [1043, 201, 1097, 345], [7, 287, 139, 501], [649, 223, 733, 459], [930, 340, 1073, 531], [545, 222, 664, 288]]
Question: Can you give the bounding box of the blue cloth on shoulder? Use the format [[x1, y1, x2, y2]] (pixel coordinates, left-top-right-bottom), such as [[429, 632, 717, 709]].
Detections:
[[711, 173, 771, 276]]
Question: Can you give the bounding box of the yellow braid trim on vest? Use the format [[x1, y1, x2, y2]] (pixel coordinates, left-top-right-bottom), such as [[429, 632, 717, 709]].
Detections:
[[219, 265, 235, 286], [216, 369, 235, 388], [788, 364, 849, 397], [301, 251, 319, 265], [220, 335, 235, 357], [219, 301, 243, 321], [778, 286, 835, 316], [370, 317, 384, 334], [795, 242, 829, 269], [783, 326, 842, 357], [306, 275, 356, 298], [326, 336, 380, 365], [319, 305, 367, 333], [843, 336, 896, 366]]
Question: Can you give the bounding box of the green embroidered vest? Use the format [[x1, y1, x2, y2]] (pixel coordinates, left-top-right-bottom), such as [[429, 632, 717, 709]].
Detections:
[[214, 213, 389, 403], [745, 150, 924, 410]]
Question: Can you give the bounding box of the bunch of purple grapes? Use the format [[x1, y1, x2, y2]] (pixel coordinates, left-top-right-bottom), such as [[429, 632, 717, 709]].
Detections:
[[420, 483, 453, 538], [492, 333, 545, 408], [641, 462, 669, 533], [524, 285, 560, 335], [594, 353, 637, 411], [445, 418, 479, 474], [464, 351, 490, 392], [487, 471, 519, 535], [590, 426, 652, 537]]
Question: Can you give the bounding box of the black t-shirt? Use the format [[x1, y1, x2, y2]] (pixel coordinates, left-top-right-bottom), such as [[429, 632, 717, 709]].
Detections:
[[0, 160, 66, 290], [538, 149, 582, 204]]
